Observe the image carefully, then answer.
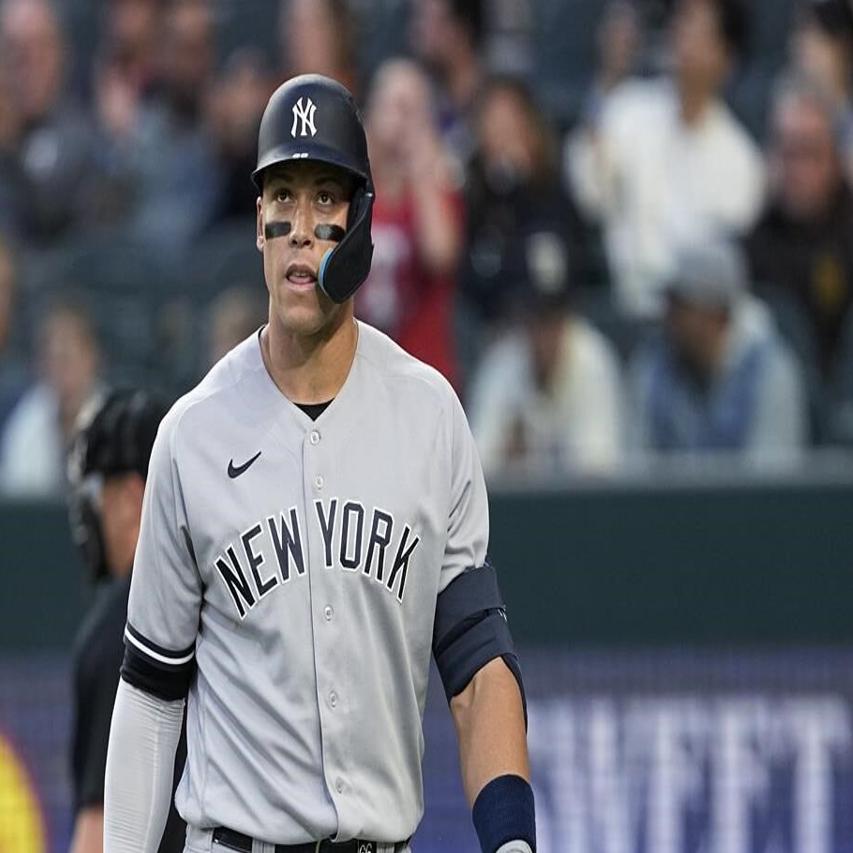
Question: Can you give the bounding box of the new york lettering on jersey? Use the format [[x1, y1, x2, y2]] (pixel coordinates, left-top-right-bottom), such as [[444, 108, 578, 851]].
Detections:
[[213, 498, 421, 619]]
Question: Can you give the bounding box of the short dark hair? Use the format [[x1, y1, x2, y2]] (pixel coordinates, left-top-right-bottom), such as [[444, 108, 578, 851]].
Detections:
[[711, 0, 750, 59], [676, 0, 750, 59], [448, 0, 485, 49], [808, 0, 853, 39]]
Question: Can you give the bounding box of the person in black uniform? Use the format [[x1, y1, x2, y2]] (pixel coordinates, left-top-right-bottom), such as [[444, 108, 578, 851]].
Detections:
[[67, 388, 186, 853]]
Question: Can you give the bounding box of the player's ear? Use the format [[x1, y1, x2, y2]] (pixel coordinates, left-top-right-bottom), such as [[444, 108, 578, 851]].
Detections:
[[256, 196, 264, 252]]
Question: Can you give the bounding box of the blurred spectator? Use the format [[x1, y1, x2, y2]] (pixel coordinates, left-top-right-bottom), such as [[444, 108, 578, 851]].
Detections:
[[410, 0, 485, 166], [95, 0, 162, 136], [791, 1, 853, 115], [468, 249, 624, 477], [279, 0, 360, 98], [66, 389, 185, 853], [566, 0, 765, 317], [119, 0, 221, 252], [0, 0, 98, 243], [0, 297, 102, 496], [90, 0, 163, 222], [790, 0, 853, 180], [205, 285, 267, 368], [460, 75, 599, 382], [358, 58, 463, 385], [628, 241, 806, 463], [0, 60, 23, 237], [746, 74, 853, 380], [0, 236, 25, 431], [209, 48, 273, 224], [581, 0, 645, 121]]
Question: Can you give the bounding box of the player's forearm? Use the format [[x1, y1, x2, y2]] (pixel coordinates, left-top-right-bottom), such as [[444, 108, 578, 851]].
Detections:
[[103, 680, 184, 853], [450, 657, 530, 806], [70, 806, 104, 853]]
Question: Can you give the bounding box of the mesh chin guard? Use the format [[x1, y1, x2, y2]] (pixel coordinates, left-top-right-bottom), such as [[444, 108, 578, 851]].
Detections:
[[67, 389, 168, 581]]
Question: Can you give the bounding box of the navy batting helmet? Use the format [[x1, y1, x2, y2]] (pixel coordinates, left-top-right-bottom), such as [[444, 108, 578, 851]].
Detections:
[[253, 74, 374, 304], [68, 389, 169, 581]]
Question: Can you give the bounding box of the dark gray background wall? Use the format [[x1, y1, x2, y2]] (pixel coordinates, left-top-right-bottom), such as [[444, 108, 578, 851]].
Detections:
[[4, 472, 853, 651]]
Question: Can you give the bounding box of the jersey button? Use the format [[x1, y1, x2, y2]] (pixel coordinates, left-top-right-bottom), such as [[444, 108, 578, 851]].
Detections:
[[329, 690, 338, 708], [309, 430, 321, 445], [324, 605, 334, 621], [314, 475, 324, 490], [335, 777, 345, 794]]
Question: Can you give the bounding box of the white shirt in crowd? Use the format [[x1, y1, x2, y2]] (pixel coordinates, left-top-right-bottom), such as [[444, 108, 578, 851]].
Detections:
[[0, 383, 65, 496], [567, 79, 765, 317], [468, 315, 623, 477]]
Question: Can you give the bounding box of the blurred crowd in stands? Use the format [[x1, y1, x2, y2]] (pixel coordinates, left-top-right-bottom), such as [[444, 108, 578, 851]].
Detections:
[[2, 0, 853, 496]]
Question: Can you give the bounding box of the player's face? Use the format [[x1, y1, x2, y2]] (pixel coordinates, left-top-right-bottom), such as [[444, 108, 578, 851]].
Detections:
[[256, 161, 352, 338], [100, 472, 145, 573]]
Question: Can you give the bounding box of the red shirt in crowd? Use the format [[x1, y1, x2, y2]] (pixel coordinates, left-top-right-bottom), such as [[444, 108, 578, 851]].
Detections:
[[357, 187, 461, 388]]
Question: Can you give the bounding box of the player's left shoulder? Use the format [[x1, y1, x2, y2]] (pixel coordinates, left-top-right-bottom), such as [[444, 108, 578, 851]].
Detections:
[[356, 320, 459, 409]]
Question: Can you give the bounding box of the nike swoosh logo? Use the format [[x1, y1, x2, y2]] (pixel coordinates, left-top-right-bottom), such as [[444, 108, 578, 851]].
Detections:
[[227, 451, 262, 479]]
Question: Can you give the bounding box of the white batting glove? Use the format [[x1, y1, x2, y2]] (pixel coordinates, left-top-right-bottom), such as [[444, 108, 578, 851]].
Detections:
[[496, 843, 534, 853]]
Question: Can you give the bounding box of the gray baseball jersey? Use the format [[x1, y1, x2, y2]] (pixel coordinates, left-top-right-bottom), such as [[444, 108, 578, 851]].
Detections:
[[124, 320, 489, 843]]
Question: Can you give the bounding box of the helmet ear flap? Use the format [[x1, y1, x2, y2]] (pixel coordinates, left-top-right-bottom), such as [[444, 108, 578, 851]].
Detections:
[[317, 185, 375, 303]]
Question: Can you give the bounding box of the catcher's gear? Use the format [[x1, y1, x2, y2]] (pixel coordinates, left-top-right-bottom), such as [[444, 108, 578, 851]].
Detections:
[[68, 389, 169, 581], [253, 73, 375, 304]]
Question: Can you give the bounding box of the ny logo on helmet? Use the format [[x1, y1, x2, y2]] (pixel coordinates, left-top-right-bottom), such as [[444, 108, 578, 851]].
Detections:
[[291, 97, 317, 138]]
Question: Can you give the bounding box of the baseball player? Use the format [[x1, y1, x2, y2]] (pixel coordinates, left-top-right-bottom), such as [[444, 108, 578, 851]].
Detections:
[[103, 74, 535, 853], [67, 389, 186, 853]]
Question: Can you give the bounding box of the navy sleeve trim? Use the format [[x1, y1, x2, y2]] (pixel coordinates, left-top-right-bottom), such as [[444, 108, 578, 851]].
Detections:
[[120, 631, 195, 701], [124, 623, 195, 665], [433, 562, 527, 725], [434, 609, 514, 700], [433, 562, 503, 651]]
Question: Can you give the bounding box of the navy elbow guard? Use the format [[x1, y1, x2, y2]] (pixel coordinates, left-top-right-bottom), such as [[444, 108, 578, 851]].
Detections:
[[432, 562, 527, 721]]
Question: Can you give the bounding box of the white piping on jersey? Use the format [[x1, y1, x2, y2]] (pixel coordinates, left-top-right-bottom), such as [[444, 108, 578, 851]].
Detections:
[[124, 627, 195, 666]]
